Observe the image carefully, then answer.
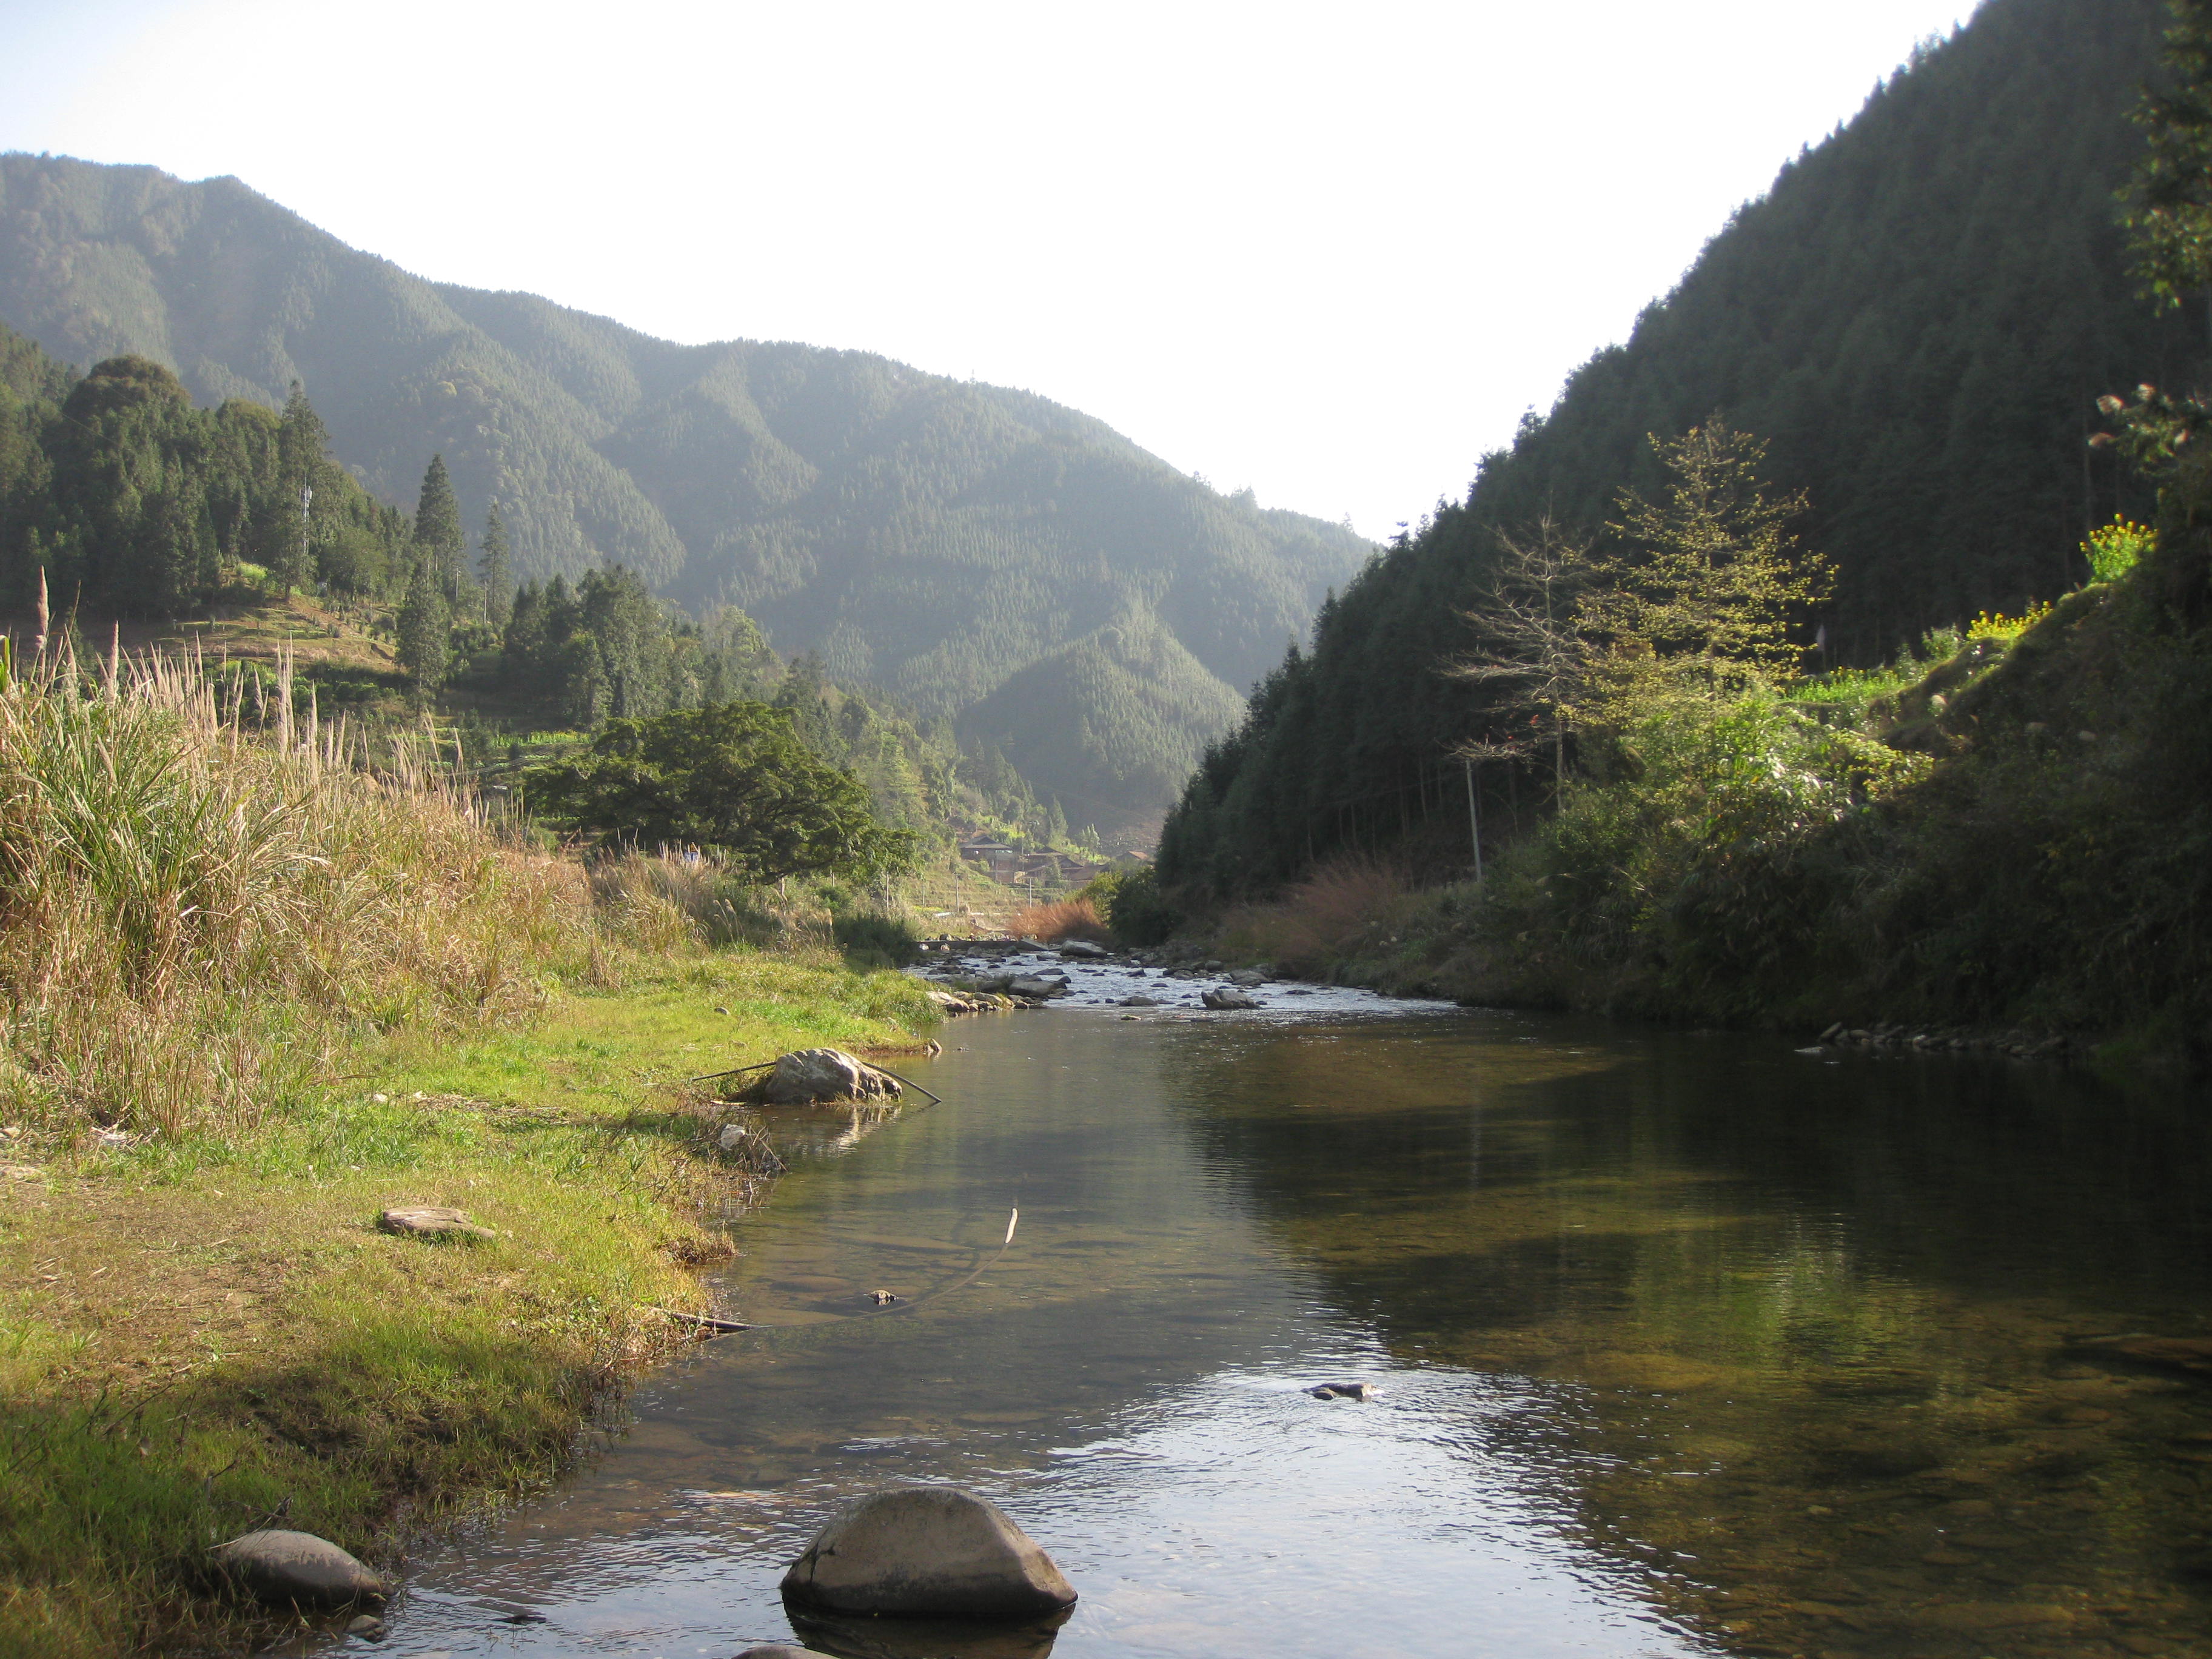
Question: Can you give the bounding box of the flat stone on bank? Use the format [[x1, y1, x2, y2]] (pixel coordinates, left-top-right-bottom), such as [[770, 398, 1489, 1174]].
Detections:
[[210, 1529, 385, 1607], [780, 1486, 1077, 1618], [377, 1206, 495, 1241]]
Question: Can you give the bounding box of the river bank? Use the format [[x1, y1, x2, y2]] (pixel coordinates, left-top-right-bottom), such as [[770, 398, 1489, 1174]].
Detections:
[[0, 944, 934, 1659]]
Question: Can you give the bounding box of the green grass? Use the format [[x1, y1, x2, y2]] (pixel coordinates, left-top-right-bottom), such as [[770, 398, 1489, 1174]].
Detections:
[[0, 648, 943, 1657], [0, 951, 935, 1659]]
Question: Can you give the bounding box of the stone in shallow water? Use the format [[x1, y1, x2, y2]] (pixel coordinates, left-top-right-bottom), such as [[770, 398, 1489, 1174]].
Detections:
[[780, 1486, 1077, 1618], [764, 1048, 901, 1105], [209, 1529, 384, 1607]]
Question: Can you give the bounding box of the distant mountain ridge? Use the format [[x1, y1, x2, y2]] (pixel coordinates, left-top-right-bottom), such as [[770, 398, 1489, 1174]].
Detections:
[[0, 152, 1370, 825]]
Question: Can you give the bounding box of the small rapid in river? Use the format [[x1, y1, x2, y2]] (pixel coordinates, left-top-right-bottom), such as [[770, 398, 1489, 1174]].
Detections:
[[363, 970, 2212, 1659]]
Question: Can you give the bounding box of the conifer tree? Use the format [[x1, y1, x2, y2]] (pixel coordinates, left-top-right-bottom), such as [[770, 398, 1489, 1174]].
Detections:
[[478, 504, 512, 628], [1578, 423, 1830, 712], [271, 383, 328, 594], [396, 554, 451, 694], [412, 455, 467, 606], [2125, 0, 2212, 310]]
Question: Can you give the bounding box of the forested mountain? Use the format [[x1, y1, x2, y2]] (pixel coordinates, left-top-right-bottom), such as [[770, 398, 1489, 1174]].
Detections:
[[1161, 0, 2203, 896], [0, 153, 1369, 825], [955, 608, 1248, 830]]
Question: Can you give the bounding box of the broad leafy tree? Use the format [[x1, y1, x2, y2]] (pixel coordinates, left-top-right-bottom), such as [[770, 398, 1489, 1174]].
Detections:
[[523, 702, 920, 881]]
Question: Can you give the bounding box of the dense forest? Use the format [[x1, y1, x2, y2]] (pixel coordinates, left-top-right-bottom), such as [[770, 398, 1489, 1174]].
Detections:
[[0, 319, 1091, 853], [1159, 0, 2204, 897], [0, 154, 1372, 827]]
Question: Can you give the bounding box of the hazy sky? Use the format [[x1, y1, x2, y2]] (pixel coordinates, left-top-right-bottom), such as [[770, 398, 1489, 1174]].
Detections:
[[0, 0, 1977, 538]]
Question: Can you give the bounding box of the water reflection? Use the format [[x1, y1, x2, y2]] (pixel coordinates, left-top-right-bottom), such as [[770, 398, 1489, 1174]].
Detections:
[[374, 1007, 2212, 1659]]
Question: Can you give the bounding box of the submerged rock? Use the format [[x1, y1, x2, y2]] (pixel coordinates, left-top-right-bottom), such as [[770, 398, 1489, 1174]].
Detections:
[[210, 1529, 385, 1607], [1310, 1381, 1378, 1401], [763, 1048, 902, 1105], [780, 1486, 1078, 1618]]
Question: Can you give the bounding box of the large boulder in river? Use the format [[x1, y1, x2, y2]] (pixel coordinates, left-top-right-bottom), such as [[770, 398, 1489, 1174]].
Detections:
[[780, 1487, 1078, 1618], [763, 1048, 901, 1105], [210, 1530, 385, 1607], [1006, 976, 1071, 999], [1202, 987, 1259, 1010]]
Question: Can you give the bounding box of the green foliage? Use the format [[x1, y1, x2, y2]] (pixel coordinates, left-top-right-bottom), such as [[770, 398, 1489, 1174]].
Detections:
[[395, 555, 451, 691], [831, 909, 920, 970], [414, 454, 467, 606], [478, 503, 512, 626], [0, 321, 413, 618], [2122, 0, 2212, 306], [1074, 863, 1182, 946], [1584, 423, 1829, 687], [1161, 0, 2184, 896], [2083, 516, 2154, 583], [521, 702, 920, 882]]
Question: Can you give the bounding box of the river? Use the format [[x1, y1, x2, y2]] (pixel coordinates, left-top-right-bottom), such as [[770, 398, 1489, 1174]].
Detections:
[[369, 963, 2212, 1659]]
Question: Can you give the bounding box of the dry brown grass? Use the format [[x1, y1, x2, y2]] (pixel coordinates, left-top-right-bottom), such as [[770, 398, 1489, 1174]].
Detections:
[[1008, 896, 1113, 943], [0, 647, 599, 1144], [1213, 857, 1413, 974]]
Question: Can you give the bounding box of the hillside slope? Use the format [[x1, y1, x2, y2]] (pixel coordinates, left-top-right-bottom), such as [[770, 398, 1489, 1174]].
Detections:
[[956, 609, 1248, 830], [1161, 0, 2203, 896], [0, 153, 1368, 814]]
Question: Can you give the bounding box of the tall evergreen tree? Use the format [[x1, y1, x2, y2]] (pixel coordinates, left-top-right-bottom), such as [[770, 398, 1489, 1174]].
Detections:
[[2124, 0, 2212, 312], [478, 503, 512, 628], [412, 454, 466, 606], [270, 382, 327, 593], [395, 554, 451, 694]]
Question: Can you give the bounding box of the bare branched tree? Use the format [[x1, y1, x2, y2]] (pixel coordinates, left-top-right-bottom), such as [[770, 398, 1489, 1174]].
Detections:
[[1446, 517, 1596, 792]]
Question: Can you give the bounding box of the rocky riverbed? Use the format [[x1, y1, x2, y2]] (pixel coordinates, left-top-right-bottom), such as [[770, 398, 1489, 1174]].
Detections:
[[908, 937, 1455, 1016]]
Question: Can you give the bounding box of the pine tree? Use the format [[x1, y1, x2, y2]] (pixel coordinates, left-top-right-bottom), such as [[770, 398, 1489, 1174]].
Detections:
[[1580, 423, 1831, 702], [396, 553, 452, 694], [2124, 0, 2212, 310], [270, 383, 327, 594], [412, 455, 467, 606], [478, 504, 512, 628]]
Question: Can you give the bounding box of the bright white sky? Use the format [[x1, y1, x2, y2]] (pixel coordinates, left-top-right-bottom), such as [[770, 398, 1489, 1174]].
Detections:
[[0, 0, 1976, 538]]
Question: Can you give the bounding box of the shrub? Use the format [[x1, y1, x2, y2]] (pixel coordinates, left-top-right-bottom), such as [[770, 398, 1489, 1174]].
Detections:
[[1072, 865, 1181, 945], [831, 910, 920, 970], [2083, 516, 2154, 584]]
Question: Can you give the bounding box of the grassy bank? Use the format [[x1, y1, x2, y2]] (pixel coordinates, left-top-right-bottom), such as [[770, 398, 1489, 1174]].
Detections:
[[0, 652, 935, 1657]]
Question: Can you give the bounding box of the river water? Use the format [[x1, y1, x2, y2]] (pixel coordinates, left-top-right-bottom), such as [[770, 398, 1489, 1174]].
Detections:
[[374, 971, 2212, 1659]]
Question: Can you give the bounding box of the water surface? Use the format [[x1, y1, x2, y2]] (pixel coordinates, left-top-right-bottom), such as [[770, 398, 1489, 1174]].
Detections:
[[377, 996, 2212, 1659]]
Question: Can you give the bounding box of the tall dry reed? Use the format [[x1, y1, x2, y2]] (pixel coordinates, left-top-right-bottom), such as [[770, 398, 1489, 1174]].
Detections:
[[1213, 857, 1412, 974], [1007, 896, 1111, 943], [0, 648, 595, 1140]]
